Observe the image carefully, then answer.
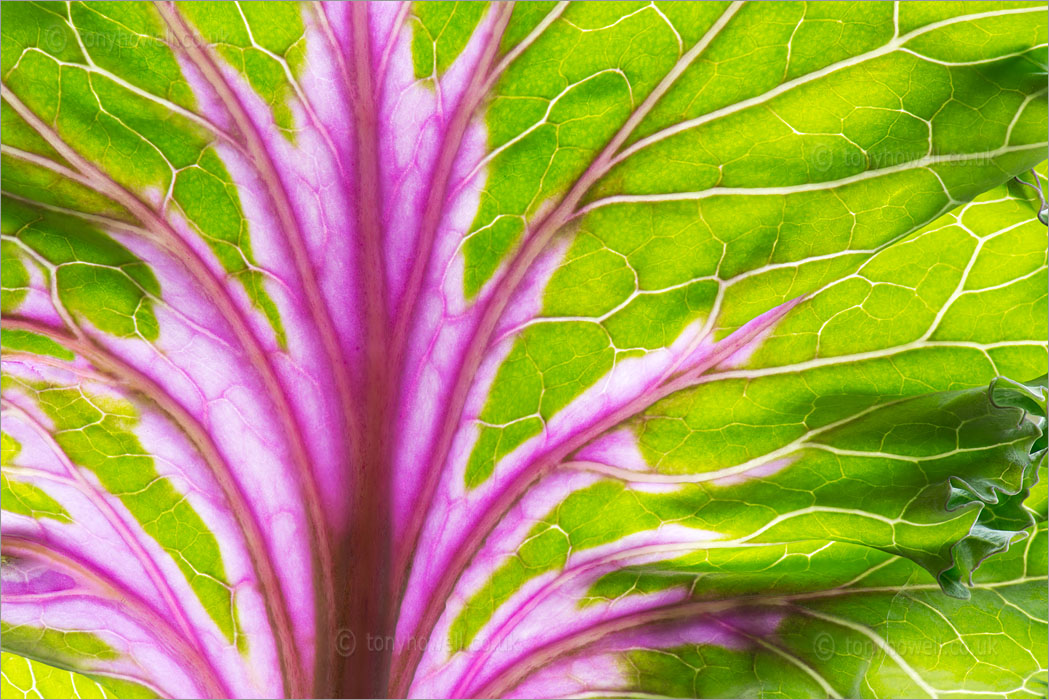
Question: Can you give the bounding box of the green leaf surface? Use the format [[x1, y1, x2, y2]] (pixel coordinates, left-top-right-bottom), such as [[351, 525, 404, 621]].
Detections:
[[0, 652, 158, 700]]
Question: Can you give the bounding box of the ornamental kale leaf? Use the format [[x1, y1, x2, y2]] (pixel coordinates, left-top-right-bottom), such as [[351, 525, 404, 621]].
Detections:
[[1, 2, 1047, 698]]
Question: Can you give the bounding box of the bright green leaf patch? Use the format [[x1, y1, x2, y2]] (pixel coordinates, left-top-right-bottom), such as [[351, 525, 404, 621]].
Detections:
[[177, 0, 306, 137], [2, 199, 160, 340], [67, 2, 197, 111], [0, 651, 159, 700], [463, 321, 619, 488], [1, 473, 72, 524], [411, 2, 488, 80], [0, 331, 75, 362], [0, 623, 117, 668], [1, 432, 72, 523], [0, 160, 133, 225], [0, 241, 29, 313], [463, 1, 691, 297], [172, 148, 288, 347]]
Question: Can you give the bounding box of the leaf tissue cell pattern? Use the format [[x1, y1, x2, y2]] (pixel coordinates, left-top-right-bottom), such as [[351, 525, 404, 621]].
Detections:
[[0, 1, 1046, 698]]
